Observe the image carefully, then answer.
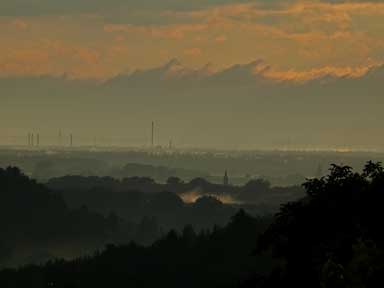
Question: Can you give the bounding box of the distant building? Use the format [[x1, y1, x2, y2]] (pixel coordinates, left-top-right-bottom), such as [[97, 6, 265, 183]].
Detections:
[[223, 170, 229, 186]]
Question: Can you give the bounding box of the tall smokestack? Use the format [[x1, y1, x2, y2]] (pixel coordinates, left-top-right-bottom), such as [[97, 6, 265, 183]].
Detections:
[[151, 121, 154, 147], [70, 134, 73, 147], [28, 133, 31, 147], [31, 133, 34, 147], [36, 134, 40, 147]]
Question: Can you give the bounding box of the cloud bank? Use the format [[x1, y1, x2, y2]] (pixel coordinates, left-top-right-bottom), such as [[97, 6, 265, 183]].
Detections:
[[0, 0, 383, 79]]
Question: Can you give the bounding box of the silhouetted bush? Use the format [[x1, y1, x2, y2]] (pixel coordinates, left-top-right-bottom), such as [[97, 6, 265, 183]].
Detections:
[[258, 161, 384, 288]]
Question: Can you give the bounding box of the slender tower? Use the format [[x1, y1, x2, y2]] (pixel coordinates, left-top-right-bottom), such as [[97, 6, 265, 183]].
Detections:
[[70, 134, 73, 147], [151, 121, 154, 148], [28, 133, 31, 147], [36, 134, 40, 147], [223, 170, 229, 186], [31, 133, 34, 147]]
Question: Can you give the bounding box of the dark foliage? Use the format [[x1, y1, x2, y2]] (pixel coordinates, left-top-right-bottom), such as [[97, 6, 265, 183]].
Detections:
[[0, 167, 156, 267], [46, 174, 304, 223], [4, 161, 383, 288], [0, 210, 271, 288], [258, 161, 384, 288], [0, 167, 113, 242]]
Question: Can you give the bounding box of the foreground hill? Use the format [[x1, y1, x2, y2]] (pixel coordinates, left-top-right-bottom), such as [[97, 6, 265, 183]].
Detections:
[[0, 210, 272, 288], [0, 167, 140, 267]]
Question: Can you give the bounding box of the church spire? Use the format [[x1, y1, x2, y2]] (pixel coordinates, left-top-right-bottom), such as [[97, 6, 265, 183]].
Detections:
[[223, 170, 229, 186]]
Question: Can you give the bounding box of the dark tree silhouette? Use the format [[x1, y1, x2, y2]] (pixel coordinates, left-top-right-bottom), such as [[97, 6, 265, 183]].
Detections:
[[167, 176, 183, 185], [258, 161, 384, 288], [0, 210, 271, 288]]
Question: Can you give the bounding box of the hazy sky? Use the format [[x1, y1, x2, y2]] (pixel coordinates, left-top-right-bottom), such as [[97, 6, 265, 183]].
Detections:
[[1, 0, 384, 79], [1, 0, 384, 150]]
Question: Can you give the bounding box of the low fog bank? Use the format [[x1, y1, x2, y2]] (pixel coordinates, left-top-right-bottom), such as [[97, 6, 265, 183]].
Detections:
[[1, 148, 383, 186], [0, 164, 302, 268]]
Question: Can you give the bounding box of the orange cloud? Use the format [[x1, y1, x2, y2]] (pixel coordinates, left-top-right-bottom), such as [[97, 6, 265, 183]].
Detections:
[[0, 40, 105, 78], [0, 49, 51, 76], [104, 23, 208, 40], [165, 1, 384, 34], [214, 35, 227, 43], [75, 48, 100, 65], [1, 1, 384, 79], [11, 19, 29, 30], [184, 47, 202, 56], [260, 62, 383, 83]]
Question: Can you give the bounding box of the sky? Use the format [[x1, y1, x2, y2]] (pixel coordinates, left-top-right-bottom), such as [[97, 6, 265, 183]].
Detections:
[[1, 0, 384, 150], [1, 0, 384, 79]]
